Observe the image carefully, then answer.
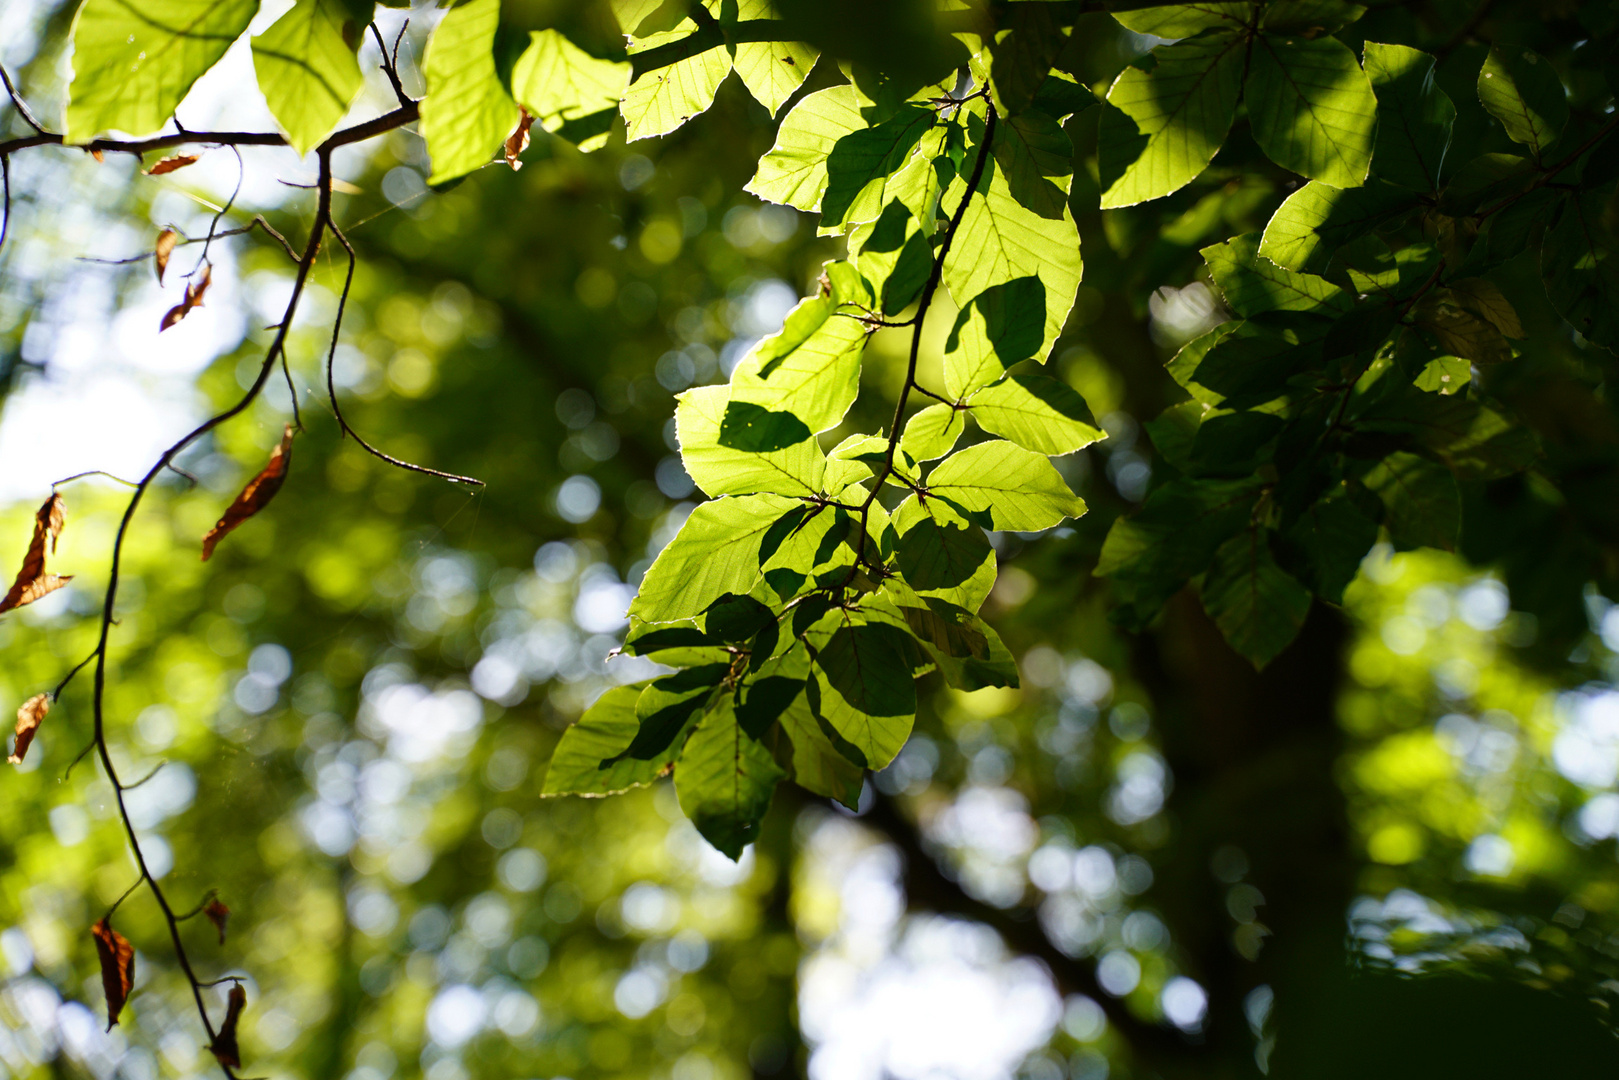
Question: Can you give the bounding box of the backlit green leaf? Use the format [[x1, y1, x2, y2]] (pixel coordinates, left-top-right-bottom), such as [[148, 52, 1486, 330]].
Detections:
[[821, 106, 935, 229], [944, 136, 1080, 362], [969, 370, 1103, 456], [943, 275, 1046, 400], [511, 30, 630, 152], [926, 440, 1086, 531], [1258, 179, 1417, 272], [421, 0, 521, 184], [250, 0, 363, 157], [675, 695, 785, 858], [746, 85, 867, 211], [676, 385, 824, 498], [543, 684, 671, 796], [1111, 3, 1253, 38], [620, 42, 733, 141], [1477, 44, 1567, 158], [1362, 41, 1454, 192], [1098, 34, 1247, 209], [889, 496, 997, 611], [1247, 35, 1376, 188], [1203, 232, 1352, 315], [66, 0, 258, 142], [729, 262, 871, 432], [900, 403, 965, 462], [631, 494, 800, 622], [804, 609, 918, 769]]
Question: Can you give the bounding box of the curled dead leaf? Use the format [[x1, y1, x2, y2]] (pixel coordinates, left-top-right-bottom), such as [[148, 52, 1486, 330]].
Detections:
[[9, 693, 49, 764], [210, 983, 247, 1069], [505, 108, 534, 171], [91, 918, 135, 1031], [204, 896, 230, 945], [146, 153, 199, 176], [160, 264, 212, 332], [89, 149, 104, 163], [1, 493, 71, 614], [154, 229, 178, 285], [202, 425, 294, 561]]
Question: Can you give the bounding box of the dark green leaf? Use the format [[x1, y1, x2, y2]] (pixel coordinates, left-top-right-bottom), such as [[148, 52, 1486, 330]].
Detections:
[[1199, 530, 1312, 669]]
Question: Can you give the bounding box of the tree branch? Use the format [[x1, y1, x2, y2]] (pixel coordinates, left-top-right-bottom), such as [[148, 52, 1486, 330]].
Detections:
[[862, 794, 1199, 1069]]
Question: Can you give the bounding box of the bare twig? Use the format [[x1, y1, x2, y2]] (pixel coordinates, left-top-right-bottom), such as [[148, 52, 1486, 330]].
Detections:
[[843, 102, 999, 586], [323, 216, 485, 486], [0, 63, 45, 135], [370, 22, 412, 107], [79, 217, 300, 267]]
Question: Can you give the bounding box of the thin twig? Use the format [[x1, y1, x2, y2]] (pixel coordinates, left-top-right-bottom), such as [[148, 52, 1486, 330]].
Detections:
[[324, 216, 485, 486], [0, 64, 44, 135], [370, 22, 412, 107], [79, 217, 301, 267], [844, 102, 999, 584], [84, 149, 346, 1080]]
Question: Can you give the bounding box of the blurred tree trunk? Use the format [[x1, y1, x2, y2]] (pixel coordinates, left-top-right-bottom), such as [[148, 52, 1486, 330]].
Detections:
[[1143, 595, 1352, 1077]]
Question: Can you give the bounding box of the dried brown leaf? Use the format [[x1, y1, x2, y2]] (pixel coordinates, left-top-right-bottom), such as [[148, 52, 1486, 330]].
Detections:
[[505, 108, 534, 171], [91, 918, 135, 1031], [154, 229, 178, 285], [1, 493, 71, 614], [160, 264, 212, 332], [204, 897, 230, 945], [9, 693, 49, 764], [210, 983, 247, 1069], [146, 153, 199, 176], [202, 425, 294, 561], [90, 149, 104, 163]]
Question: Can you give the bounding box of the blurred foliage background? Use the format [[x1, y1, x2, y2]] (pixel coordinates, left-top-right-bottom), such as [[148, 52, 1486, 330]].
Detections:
[[5, 1, 1619, 1078]]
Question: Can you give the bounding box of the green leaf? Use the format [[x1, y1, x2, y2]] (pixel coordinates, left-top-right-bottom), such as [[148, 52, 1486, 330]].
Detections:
[[1258, 0, 1364, 34], [630, 494, 800, 622], [726, 1, 817, 116], [1542, 187, 1619, 350], [1200, 531, 1312, 669], [1246, 35, 1377, 188], [945, 128, 1081, 362], [848, 200, 932, 315], [1165, 323, 1239, 406], [925, 440, 1086, 532], [1412, 283, 1520, 365], [804, 609, 918, 769], [943, 275, 1046, 400], [774, 688, 865, 809], [889, 496, 997, 611], [821, 106, 935, 229], [620, 41, 733, 141], [1281, 486, 1378, 604], [1030, 71, 1096, 124], [1097, 34, 1247, 209], [746, 85, 867, 211], [1202, 233, 1351, 316], [1354, 393, 1536, 480], [1362, 41, 1454, 192], [878, 581, 1018, 690], [420, 0, 521, 184], [969, 371, 1103, 456], [675, 385, 824, 498], [1258, 179, 1418, 272], [675, 695, 786, 858], [992, 110, 1076, 221], [1362, 451, 1460, 551], [511, 30, 630, 153], [250, 0, 364, 157], [988, 2, 1066, 116], [620, 665, 728, 762], [1477, 44, 1567, 158], [901, 403, 965, 462], [1096, 477, 1262, 623], [1414, 355, 1472, 395], [1110, 3, 1253, 37], [65, 0, 259, 142], [728, 262, 871, 432], [543, 683, 673, 796]]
